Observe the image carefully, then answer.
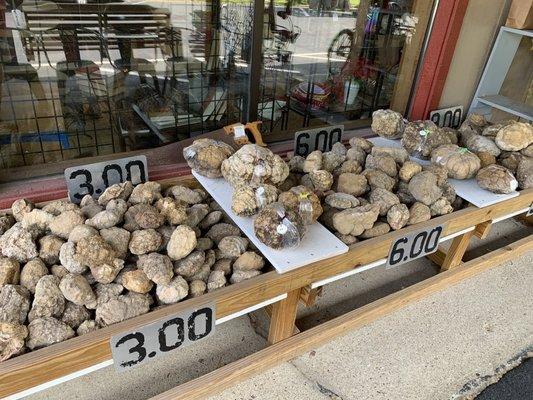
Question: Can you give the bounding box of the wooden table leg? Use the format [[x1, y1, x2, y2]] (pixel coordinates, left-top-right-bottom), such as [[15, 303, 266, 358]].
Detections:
[[474, 220, 492, 239], [440, 230, 475, 272], [267, 288, 301, 345]]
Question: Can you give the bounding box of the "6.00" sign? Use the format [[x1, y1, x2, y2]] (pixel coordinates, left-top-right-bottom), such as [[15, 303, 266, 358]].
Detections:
[[294, 125, 344, 157], [110, 304, 215, 371], [386, 225, 443, 268]]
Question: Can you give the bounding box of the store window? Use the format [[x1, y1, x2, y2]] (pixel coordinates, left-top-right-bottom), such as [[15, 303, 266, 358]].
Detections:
[[0, 0, 432, 179]]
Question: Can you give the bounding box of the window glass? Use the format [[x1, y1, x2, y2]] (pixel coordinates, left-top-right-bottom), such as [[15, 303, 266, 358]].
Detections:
[[0, 0, 252, 171], [0, 0, 428, 176], [259, 0, 421, 140]]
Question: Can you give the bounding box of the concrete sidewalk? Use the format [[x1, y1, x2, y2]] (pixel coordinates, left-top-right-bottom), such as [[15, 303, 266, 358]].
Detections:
[[26, 219, 532, 400]]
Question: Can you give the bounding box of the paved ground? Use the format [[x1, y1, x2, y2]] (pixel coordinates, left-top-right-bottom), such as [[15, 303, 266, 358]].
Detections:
[[25, 219, 532, 400]]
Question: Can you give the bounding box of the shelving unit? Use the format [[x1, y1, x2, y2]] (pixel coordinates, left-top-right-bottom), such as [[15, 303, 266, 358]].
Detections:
[[469, 26, 533, 121]]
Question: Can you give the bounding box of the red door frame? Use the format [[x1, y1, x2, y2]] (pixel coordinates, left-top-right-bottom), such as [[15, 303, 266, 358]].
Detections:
[[409, 0, 470, 120]]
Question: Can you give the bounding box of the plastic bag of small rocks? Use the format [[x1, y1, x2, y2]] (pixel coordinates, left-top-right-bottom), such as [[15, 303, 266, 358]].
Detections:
[[253, 203, 306, 249]]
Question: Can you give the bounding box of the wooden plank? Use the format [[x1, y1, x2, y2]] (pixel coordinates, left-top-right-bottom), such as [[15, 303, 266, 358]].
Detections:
[[267, 289, 302, 344], [390, 0, 435, 114], [264, 305, 300, 336], [474, 221, 492, 239], [1, 188, 532, 397], [425, 247, 447, 266], [440, 230, 475, 271], [150, 236, 533, 400], [299, 286, 322, 307]]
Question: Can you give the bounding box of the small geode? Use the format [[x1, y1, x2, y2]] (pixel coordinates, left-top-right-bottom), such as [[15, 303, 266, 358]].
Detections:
[[253, 203, 306, 249], [183, 138, 235, 178]]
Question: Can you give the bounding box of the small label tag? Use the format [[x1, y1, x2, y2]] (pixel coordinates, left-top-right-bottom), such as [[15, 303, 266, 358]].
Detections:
[[276, 224, 288, 235], [233, 125, 246, 138]]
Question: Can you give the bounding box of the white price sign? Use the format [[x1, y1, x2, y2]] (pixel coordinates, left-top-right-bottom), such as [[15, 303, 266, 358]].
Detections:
[[65, 155, 147, 203], [294, 125, 343, 157], [386, 225, 444, 268], [429, 106, 463, 128], [110, 303, 215, 372]]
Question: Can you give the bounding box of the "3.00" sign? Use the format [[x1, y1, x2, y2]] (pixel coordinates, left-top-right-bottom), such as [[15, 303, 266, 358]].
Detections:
[[294, 125, 344, 157], [386, 225, 443, 268], [65, 155, 147, 203], [110, 304, 215, 372]]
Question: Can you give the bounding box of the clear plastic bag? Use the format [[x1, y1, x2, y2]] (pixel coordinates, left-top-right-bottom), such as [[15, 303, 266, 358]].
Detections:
[[183, 138, 235, 178], [253, 202, 306, 249], [278, 185, 323, 225]]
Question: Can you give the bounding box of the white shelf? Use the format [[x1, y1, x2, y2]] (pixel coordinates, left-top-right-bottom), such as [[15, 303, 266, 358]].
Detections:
[[477, 95, 533, 121], [192, 171, 349, 274]]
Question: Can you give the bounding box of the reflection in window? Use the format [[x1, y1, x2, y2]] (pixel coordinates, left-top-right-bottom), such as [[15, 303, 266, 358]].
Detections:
[[260, 0, 417, 137], [0, 0, 252, 169], [0, 0, 421, 172]]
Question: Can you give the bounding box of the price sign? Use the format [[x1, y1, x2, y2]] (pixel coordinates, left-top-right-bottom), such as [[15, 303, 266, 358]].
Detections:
[[110, 304, 215, 372], [386, 225, 444, 269], [294, 125, 343, 157], [65, 155, 147, 203], [429, 106, 463, 129]]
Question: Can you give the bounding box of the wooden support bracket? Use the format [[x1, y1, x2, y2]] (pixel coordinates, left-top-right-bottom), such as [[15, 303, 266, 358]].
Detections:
[[267, 288, 302, 344], [299, 286, 322, 307], [426, 247, 447, 267], [474, 221, 492, 239], [440, 230, 475, 272]]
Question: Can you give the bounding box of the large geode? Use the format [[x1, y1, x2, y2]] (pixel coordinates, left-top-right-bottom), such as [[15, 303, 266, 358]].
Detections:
[[221, 144, 289, 188], [253, 203, 305, 249], [183, 138, 235, 178], [401, 121, 455, 159], [371, 109, 405, 139]]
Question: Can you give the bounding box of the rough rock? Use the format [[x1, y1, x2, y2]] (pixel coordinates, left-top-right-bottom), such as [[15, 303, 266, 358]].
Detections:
[[61, 302, 90, 329], [89, 258, 125, 284], [371, 109, 405, 139], [476, 165, 518, 194], [128, 181, 162, 205], [386, 203, 410, 230], [230, 269, 261, 284], [0, 214, 15, 235], [59, 273, 95, 306], [408, 172, 443, 206], [156, 276, 189, 304], [0, 285, 30, 324], [42, 200, 78, 216], [85, 283, 123, 310], [26, 317, 74, 350], [408, 202, 432, 225], [59, 242, 86, 274], [334, 232, 359, 245], [0, 322, 28, 361], [95, 293, 151, 326], [516, 156, 533, 189], [495, 122, 533, 151], [336, 173, 368, 196], [199, 211, 223, 230], [77, 319, 98, 335], [20, 258, 48, 293], [183, 138, 235, 178], [97, 181, 133, 206], [349, 137, 373, 153], [0, 257, 20, 286], [325, 193, 359, 209], [21, 209, 54, 232], [399, 161, 422, 182], [430, 198, 454, 216], [68, 225, 98, 244], [0, 224, 38, 263], [207, 270, 226, 292], [11, 199, 34, 222], [371, 146, 409, 164], [362, 169, 396, 192], [302, 150, 323, 173], [233, 251, 264, 271], [129, 229, 162, 255], [476, 151, 496, 168], [137, 253, 173, 285], [359, 222, 391, 239], [122, 269, 153, 294], [218, 236, 248, 259], [206, 223, 240, 244], [309, 170, 334, 191], [346, 146, 366, 164], [189, 280, 207, 297], [167, 225, 197, 260], [49, 210, 85, 239], [332, 204, 380, 236], [29, 275, 65, 321], [322, 152, 345, 172], [369, 188, 400, 216], [365, 155, 397, 178], [213, 259, 232, 275], [76, 235, 115, 269]]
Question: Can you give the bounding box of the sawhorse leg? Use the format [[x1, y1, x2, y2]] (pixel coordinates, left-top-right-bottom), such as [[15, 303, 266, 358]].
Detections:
[[267, 288, 301, 344]]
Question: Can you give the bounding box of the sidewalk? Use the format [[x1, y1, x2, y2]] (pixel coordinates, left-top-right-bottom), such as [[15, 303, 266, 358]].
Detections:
[[26, 219, 532, 400]]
